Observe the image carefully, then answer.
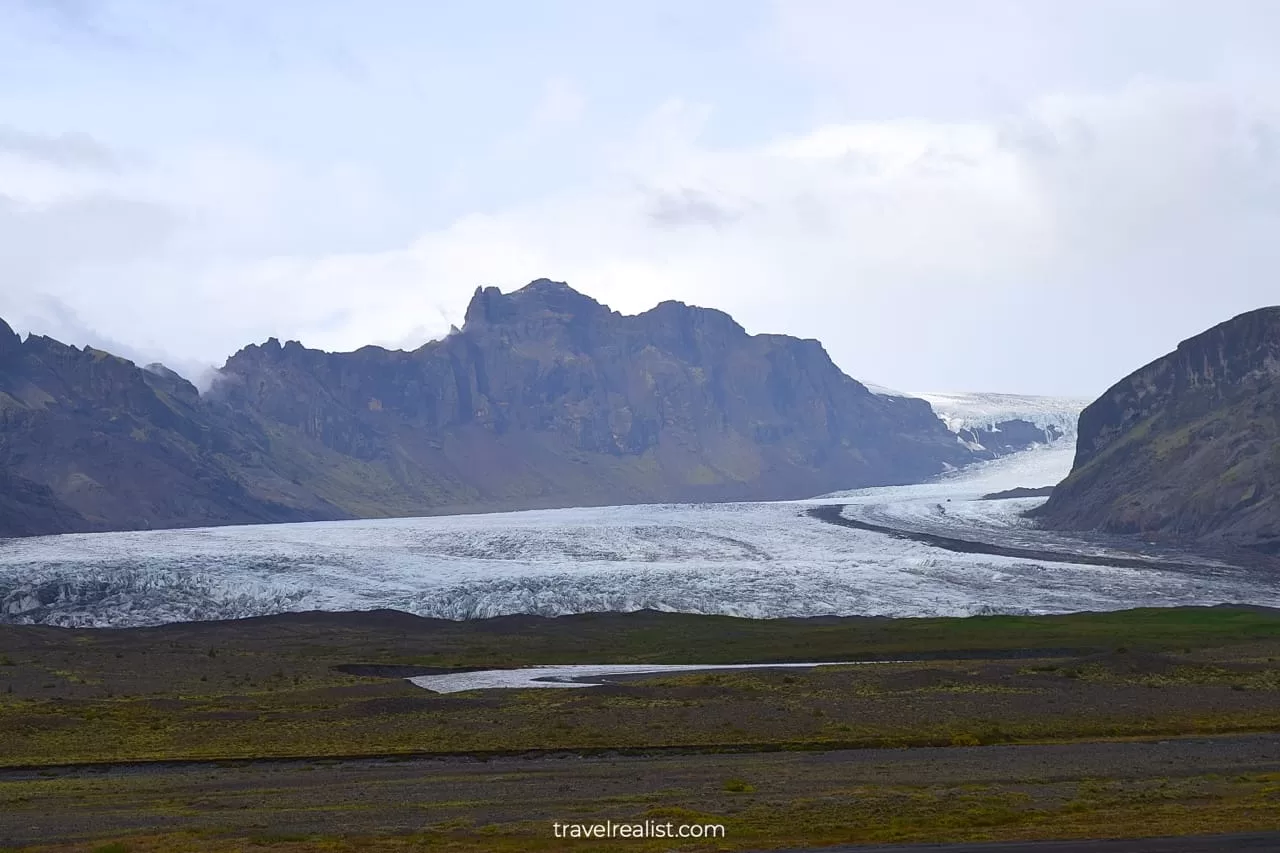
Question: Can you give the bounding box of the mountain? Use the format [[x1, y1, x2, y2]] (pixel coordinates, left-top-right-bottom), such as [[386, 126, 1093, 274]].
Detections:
[[1033, 307, 1280, 554], [212, 280, 975, 512], [0, 281, 978, 537], [0, 317, 346, 537]]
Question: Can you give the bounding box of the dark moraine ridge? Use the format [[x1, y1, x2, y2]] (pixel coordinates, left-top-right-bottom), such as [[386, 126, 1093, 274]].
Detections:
[[806, 505, 1232, 573], [981, 485, 1056, 500]]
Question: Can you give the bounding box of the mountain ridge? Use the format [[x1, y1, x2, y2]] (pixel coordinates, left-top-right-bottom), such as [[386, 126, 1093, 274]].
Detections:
[[1, 280, 981, 536]]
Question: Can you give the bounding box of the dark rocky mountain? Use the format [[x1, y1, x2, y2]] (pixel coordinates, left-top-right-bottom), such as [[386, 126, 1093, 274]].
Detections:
[[1033, 306, 1280, 554], [0, 318, 345, 537], [0, 281, 979, 537], [213, 280, 978, 511]]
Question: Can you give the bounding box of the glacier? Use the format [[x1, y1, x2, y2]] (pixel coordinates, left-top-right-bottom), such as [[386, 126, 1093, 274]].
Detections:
[[1, 394, 1276, 628], [910, 390, 1090, 440]]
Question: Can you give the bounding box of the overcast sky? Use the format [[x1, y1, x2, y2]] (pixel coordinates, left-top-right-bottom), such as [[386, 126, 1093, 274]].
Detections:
[[2, 1, 1279, 396]]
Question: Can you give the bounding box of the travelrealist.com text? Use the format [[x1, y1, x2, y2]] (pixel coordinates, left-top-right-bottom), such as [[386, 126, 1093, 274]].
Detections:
[[552, 820, 727, 839]]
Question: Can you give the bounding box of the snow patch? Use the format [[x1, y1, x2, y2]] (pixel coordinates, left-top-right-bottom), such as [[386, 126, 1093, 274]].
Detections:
[[409, 661, 884, 693]]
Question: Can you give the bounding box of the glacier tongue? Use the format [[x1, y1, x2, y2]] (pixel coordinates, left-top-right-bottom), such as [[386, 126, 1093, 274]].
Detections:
[[1, 440, 1275, 628]]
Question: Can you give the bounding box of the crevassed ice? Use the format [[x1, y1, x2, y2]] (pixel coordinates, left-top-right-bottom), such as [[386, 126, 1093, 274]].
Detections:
[[910, 391, 1090, 439], [2, 441, 1275, 627]]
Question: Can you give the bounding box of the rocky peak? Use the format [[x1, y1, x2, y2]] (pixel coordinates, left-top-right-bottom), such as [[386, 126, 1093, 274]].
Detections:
[[221, 337, 291, 370], [463, 280, 608, 329], [0, 317, 21, 360], [642, 300, 746, 336], [462, 286, 500, 326], [142, 362, 200, 402]]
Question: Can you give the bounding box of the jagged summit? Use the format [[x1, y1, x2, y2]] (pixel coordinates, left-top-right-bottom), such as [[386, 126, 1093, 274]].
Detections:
[[463, 279, 609, 328], [0, 317, 21, 357], [222, 337, 319, 369]]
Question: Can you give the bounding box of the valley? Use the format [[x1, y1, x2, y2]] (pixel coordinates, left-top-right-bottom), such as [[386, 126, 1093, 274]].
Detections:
[[4, 427, 1277, 628]]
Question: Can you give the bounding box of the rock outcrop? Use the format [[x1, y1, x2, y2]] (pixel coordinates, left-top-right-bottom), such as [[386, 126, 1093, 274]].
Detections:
[[1033, 307, 1280, 554], [956, 420, 1064, 458]]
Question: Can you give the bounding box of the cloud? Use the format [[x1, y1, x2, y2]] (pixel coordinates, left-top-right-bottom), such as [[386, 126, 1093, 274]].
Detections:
[[766, 0, 1280, 118], [0, 128, 401, 379], [646, 188, 742, 229], [6, 293, 216, 386], [146, 79, 1277, 396], [9, 0, 138, 51], [484, 77, 591, 168], [531, 78, 587, 132], [0, 126, 120, 170], [5, 11, 1280, 398], [14, 0, 99, 31], [0, 192, 182, 282]]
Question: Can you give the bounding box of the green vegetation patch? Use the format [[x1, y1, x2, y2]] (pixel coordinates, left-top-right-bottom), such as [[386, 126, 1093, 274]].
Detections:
[[1, 607, 1279, 768]]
